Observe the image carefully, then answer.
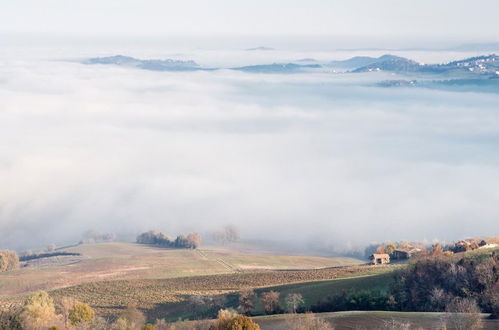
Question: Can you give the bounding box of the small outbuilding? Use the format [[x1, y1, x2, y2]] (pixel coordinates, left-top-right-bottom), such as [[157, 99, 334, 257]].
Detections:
[[370, 253, 390, 265]]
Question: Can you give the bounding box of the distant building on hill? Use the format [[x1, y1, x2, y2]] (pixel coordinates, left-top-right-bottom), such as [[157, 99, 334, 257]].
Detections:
[[391, 248, 422, 260], [370, 253, 390, 264]]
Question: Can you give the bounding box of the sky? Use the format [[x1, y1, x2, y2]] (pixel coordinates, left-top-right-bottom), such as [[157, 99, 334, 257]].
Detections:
[[1, 0, 499, 42]]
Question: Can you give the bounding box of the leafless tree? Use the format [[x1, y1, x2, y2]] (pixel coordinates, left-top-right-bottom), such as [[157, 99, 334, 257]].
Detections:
[[443, 297, 483, 330], [285, 293, 304, 313], [261, 291, 281, 314], [238, 289, 256, 315], [287, 313, 333, 330]]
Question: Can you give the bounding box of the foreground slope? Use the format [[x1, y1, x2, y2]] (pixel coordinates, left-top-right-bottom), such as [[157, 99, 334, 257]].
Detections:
[[254, 311, 499, 330]]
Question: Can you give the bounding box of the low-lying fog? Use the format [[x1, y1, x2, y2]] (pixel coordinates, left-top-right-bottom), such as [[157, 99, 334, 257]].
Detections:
[[1, 38, 498, 252]]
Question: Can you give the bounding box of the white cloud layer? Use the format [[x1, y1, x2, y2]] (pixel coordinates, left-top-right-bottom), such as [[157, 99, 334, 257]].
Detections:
[[1, 44, 499, 251]]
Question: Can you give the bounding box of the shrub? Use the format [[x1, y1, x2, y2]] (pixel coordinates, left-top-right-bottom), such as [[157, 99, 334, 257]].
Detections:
[[68, 302, 95, 325], [112, 304, 146, 330], [0, 305, 23, 329], [0, 250, 19, 272], [210, 309, 260, 330], [20, 291, 60, 330]]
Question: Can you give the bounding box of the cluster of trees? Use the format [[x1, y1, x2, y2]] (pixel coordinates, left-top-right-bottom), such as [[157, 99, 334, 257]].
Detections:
[[237, 289, 305, 316], [311, 289, 390, 313], [80, 230, 116, 244], [0, 250, 19, 272], [1, 291, 192, 330], [212, 225, 240, 244], [0, 291, 96, 329], [136, 231, 201, 249], [364, 240, 429, 258], [19, 252, 80, 262], [389, 251, 498, 317], [310, 252, 497, 325]]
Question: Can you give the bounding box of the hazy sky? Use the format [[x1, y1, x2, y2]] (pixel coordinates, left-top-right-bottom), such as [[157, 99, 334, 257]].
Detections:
[[1, 0, 499, 41]]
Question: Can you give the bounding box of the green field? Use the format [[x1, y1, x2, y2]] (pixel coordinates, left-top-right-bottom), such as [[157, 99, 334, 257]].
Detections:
[[0, 242, 364, 297], [251, 272, 392, 314]]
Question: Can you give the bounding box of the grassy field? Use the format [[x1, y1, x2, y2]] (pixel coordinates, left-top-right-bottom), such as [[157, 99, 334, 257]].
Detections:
[[0, 242, 364, 297], [253, 311, 499, 330], [250, 272, 392, 314]]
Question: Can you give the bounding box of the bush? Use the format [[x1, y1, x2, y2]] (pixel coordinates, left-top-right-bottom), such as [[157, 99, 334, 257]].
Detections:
[[210, 309, 260, 330], [69, 302, 95, 325], [20, 291, 60, 329], [111, 304, 146, 330], [0, 250, 19, 272], [0, 305, 22, 329]]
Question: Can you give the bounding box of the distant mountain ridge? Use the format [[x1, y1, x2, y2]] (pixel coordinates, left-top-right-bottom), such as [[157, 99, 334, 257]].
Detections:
[[83, 55, 203, 71], [352, 54, 499, 75], [82, 54, 499, 77], [328, 54, 402, 69]]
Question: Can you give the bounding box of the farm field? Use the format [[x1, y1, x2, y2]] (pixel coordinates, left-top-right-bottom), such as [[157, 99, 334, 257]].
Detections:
[[0, 242, 364, 297], [0, 262, 394, 321], [253, 311, 499, 330], [47, 266, 393, 321]]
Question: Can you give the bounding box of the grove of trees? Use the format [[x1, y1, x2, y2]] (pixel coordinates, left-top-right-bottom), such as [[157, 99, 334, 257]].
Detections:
[[136, 231, 201, 249], [389, 251, 498, 315], [213, 225, 240, 244]]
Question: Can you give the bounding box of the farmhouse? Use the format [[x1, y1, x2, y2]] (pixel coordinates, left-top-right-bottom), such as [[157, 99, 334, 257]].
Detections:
[[391, 248, 422, 260], [370, 253, 390, 265]]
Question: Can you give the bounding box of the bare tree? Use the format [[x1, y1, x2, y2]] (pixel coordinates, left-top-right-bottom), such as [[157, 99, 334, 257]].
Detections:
[[186, 232, 201, 249], [287, 313, 333, 330], [443, 297, 483, 330], [261, 291, 281, 314], [56, 296, 77, 329], [238, 289, 256, 315], [285, 293, 304, 313], [213, 225, 240, 244]]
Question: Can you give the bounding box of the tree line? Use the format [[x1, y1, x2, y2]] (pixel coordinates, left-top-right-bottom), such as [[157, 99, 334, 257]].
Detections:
[[136, 231, 201, 249]]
